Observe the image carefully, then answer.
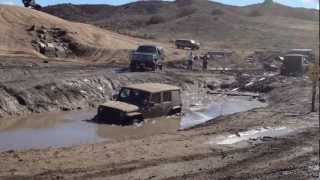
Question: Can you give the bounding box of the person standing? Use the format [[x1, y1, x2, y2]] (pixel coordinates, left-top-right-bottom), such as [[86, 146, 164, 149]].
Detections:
[[187, 51, 194, 70], [202, 53, 209, 71]]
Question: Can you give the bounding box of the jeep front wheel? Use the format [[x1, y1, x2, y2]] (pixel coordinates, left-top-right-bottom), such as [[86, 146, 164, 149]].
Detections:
[[130, 64, 136, 72]]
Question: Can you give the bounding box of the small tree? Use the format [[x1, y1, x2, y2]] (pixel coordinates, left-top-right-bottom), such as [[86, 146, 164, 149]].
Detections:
[[263, 0, 273, 6]]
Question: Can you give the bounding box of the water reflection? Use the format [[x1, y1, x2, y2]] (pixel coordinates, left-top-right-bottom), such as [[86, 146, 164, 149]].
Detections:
[[0, 111, 180, 152]]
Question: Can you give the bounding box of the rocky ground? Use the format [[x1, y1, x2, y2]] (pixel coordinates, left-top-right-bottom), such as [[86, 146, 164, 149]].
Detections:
[[0, 55, 318, 180]]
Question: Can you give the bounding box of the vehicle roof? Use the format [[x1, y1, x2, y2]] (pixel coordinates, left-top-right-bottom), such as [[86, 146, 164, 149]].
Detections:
[[138, 45, 163, 49], [285, 54, 306, 57], [176, 39, 194, 41], [289, 49, 313, 52], [124, 83, 180, 93]]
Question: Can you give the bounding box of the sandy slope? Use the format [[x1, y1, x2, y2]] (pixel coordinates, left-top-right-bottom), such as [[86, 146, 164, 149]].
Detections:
[[0, 5, 146, 59]]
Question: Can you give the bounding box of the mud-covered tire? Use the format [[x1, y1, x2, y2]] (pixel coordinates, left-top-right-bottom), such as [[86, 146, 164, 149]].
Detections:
[[168, 108, 182, 116], [130, 64, 136, 72], [151, 64, 157, 71], [158, 64, 163, 71], [132, 115, 143, 124]]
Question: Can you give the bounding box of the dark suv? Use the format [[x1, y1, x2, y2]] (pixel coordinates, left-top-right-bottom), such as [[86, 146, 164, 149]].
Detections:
[[175, 39, 200, 50], [93, 83, 182, 125], [130, 45, 165, 71]]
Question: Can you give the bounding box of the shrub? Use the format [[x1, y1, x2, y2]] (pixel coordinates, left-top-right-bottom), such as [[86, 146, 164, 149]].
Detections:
[[211, 9, 224, 16], [146, 15, 165, 25], [176, 7, 196, 18]]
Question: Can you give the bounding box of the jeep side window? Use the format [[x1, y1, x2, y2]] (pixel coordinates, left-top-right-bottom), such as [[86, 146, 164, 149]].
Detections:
[[119, 88, 130, 99], [163, 91, 172, 102], [151, 93, 161, 104], [157, 49, 161, 58]]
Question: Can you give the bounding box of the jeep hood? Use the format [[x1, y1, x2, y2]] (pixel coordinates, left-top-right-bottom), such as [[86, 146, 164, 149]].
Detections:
[[101, 101, 139, 113]]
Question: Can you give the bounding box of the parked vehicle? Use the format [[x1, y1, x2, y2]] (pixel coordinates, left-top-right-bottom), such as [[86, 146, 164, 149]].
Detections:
[[175, 39, 200, 50], [130, 45, 165, 71], [93, 83, 182, 125], [287, 49, 315, 63], [280, 54, 308, 77]]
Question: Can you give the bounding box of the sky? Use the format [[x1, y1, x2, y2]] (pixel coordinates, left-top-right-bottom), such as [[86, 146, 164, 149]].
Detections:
[[0, 0, 319, 9]]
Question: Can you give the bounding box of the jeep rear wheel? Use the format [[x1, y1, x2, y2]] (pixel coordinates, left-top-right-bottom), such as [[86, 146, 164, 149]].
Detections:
[[158, 64, 163, 71], [152, 64, 157, 71]]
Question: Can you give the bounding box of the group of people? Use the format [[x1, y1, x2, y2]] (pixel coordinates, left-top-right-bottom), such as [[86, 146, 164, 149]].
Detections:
[[187, 51, 210, 71]]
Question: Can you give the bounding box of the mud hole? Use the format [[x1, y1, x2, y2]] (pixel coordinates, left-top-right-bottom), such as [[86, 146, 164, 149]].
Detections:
[[0, 57, 318, 180]]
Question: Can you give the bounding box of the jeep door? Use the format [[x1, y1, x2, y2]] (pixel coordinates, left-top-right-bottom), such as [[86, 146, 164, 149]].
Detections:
[[161, 91, 173, 115], [144, 92, 163, 118]]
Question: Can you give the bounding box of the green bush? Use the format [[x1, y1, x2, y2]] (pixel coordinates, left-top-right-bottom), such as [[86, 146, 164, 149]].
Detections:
[[146, 15, 165, 25]]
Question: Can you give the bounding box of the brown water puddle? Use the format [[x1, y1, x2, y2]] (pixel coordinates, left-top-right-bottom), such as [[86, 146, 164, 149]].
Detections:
[[0, 111, 180, 152]]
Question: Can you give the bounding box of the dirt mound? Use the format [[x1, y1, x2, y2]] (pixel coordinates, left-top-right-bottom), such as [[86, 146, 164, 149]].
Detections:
[[0, 5, 145, 60]]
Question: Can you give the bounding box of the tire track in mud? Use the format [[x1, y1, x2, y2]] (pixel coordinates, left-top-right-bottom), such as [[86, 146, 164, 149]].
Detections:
[[2, 150, 230, 179], [164, 128, 319, 180]]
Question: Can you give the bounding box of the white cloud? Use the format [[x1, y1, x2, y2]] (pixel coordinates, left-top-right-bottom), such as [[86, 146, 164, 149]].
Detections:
[[302, 0, 318, 3], [0, 0, 16, 5]]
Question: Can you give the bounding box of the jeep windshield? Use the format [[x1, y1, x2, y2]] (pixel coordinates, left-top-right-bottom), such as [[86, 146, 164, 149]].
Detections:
[[117, 88, 149, 107], [136, 46, 157, 54]]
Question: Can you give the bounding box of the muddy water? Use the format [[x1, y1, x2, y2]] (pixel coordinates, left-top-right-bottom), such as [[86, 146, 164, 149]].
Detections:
[[180, 95, 267, 129], [0, 88, 267, 152], [0, 111, 180, 152]]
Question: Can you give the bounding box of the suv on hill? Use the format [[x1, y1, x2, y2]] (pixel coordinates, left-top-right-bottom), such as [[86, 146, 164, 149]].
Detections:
[[93, 83, 182, 125], [130, 45, 165, 71], [175, 39, 200, 50]]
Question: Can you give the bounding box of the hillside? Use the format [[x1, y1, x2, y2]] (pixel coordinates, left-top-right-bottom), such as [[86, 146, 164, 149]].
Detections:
[[0, 5, 147, 61], [43, 0, 319, 52]]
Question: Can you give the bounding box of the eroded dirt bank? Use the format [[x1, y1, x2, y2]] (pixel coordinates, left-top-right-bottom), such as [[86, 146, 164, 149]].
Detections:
[[0, 56, 318, 180], [0, 58, 206, 118]]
